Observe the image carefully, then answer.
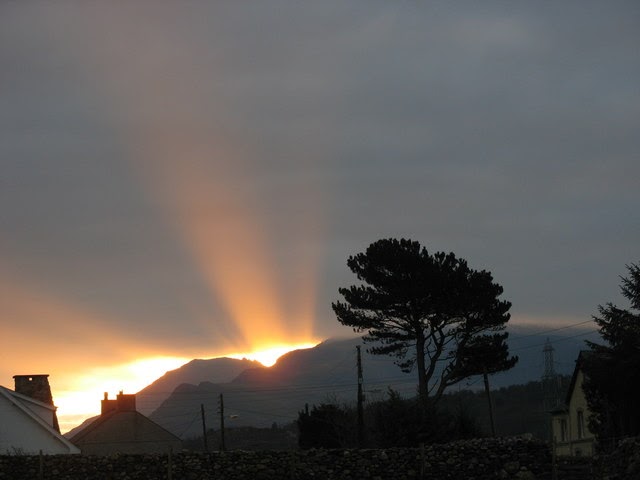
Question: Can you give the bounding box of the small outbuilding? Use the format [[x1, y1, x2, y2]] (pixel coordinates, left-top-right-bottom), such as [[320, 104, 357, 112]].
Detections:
[[70, 391, 182, 455]]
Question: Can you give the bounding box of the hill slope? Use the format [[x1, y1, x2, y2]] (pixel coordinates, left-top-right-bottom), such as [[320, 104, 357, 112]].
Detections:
[[148, 326, 594, 439], [136, 357, 262, 415]]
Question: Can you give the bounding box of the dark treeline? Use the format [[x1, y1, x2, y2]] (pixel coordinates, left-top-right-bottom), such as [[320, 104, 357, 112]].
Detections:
[[183, 423, 299, 451], [182, 377, 570, 451], [439, 376, 571, 441], [298, 377, 570, 449]]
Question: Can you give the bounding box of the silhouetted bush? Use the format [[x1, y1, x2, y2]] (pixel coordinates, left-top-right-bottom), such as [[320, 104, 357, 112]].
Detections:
[[297, 403, 356, 448], [297, 389, 484, 449]]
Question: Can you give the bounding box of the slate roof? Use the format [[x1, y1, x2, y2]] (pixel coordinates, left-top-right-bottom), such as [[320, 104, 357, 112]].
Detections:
[[70, 408, 182, 454]]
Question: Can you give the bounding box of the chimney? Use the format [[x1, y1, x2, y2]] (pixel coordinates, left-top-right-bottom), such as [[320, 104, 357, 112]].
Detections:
[[101, 391, 136, 415], [13, 374, 60, 433], [116, 391, 136, 412], [101, 392, 118, 416]]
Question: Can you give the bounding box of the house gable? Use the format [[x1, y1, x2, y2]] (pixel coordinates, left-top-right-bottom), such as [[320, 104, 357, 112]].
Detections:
[[0, 386, 79, 455], [550, 351, 595, 456]]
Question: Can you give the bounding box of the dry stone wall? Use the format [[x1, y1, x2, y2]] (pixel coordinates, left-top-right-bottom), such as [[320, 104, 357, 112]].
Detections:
[[0, 436, 550, 480], [594, 437, 640, 479]]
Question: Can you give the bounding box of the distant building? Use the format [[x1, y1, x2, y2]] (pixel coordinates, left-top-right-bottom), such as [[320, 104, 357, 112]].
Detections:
[[0, 374, 80, 454], [550, 352, 596, 456], [70, 391, 182, 455]]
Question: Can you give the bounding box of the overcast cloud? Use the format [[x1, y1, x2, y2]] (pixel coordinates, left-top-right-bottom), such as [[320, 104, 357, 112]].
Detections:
[[1, 1, 639, 378]]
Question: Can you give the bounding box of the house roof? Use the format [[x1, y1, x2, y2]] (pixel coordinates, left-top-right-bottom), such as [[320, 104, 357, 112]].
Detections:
[[70, 409, 181, 445], [0, 385, 80, 453], [0, 385, 54, 411], [564, 350, 591, 406]]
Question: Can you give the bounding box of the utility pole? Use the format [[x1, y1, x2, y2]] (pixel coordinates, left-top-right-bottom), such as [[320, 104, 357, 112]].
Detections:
[[200, 404, 209, 453], [218, 393, 226, 452], [543, 338, 556, 380], [356, 345, 364, 447], [542, 338, 559, 411], [482, 368, 496, 437], [542, 338, 560, 443]]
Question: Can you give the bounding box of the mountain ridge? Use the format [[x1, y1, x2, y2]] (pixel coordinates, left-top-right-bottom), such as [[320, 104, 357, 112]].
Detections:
[[136, 357, 262, 415], [145, 325, 597, 438]]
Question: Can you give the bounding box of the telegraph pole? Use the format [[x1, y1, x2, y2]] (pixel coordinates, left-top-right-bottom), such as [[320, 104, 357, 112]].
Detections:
[[482, 368, 496, 437], [542, 338, 560, 443], [200, 404, 209, 453], [542, 338, 559, 411], [356, 345, 364, 447], [219, 393, 226, 451]]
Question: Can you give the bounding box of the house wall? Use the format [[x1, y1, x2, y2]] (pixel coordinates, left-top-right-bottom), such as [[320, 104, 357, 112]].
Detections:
[[20, 399, 55, 426], [551, 413, 570, 455], [551, 369, 595, 457], [566, 369, 594, 456], [0, 395, 77, 455]]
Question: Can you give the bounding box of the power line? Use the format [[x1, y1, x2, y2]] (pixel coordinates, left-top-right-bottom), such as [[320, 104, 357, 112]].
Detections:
[[510, 330, 599, 353], [509, 319, 596, 341], [177, 411, 200, 438], [131, 326, 603, 422]]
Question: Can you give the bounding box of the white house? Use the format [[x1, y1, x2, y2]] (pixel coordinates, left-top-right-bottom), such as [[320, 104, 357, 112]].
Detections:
[[0, 375, 80, 455], [550, 352, 596, 456]]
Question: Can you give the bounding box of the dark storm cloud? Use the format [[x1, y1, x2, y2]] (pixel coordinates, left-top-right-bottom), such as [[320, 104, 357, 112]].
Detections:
[[0, 1, 638, 351]]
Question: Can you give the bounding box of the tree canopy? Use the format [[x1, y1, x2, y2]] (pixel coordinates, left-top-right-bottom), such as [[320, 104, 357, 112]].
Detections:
[[583, 262, 640, 447], [449, 333, 518, 381], [332, 238, 514, 405]]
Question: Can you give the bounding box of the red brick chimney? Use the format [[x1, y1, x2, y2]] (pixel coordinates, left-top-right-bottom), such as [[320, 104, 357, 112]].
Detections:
[[116, 391, 136, 412], [101, 391, 136, 416], [101, 392, 118, 415]]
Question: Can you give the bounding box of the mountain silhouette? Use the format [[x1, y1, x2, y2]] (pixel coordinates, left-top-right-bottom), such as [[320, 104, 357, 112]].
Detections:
[[136, 357, 261, 415], [64, 326, 594, 439], [148, 336, 415, 438], [145, 326, 595, 439]]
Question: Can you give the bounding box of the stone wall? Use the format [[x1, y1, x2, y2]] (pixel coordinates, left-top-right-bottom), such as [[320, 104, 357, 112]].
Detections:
[[554, 456, 593, 480], [551, 436, 640, 480], [594, 437, 640, 479], [0, 436, 550, 480]]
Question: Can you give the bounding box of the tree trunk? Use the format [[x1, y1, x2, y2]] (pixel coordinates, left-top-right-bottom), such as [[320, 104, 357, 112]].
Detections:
[[415, 330, 429, 407]]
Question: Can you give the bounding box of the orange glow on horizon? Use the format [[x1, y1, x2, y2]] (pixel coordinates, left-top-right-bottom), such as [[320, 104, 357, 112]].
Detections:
[[226, 341, 319, 367], [88, 16, 324, 354], [54, 343, 320, 433], [3, 12, 330, 433], [29, 6, 326, 354], [0, 275, 196, 433], [54, 356, 191, 433]]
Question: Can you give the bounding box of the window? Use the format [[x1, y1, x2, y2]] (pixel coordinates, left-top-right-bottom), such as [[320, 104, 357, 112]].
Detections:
[[560, 418, 568, 442], [577, 410, 585, 439]]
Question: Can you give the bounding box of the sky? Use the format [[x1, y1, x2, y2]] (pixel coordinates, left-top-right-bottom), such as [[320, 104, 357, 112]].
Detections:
[[1, 1, 639, 432]]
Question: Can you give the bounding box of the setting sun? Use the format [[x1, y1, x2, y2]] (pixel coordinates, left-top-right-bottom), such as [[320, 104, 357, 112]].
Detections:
[[227, 342, 319, 367], [52, 344, 320, 433]]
